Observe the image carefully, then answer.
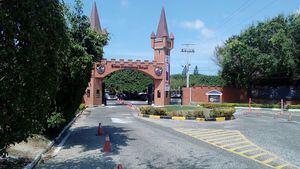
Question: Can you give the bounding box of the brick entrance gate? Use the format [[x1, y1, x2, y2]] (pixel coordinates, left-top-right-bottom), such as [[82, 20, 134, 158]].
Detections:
[[84, 2, 174, 106]]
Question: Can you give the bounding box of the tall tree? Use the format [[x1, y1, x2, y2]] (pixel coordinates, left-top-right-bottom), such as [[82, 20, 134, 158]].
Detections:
[[0, 0, 69, 156], [53, 0, 108, 123], [194, 66, 199, 75], [215, 14, 298, 96], [182, 65, 188, 77]]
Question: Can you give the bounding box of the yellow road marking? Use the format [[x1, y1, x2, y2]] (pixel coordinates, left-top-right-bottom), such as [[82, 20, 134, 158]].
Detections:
[[174, 128, 298, 169], [249, 152, 267, 159], [227, 144, 252, 151], [220, 140, 249, 148], [238, 148, 259, 154], [204, 135, 241, 142], [262, 157, 277, 164], [214, 138, 244, 145], [275, 163, 288, 169], [192, 131, 228, 137], [200, 132, 239, 140]]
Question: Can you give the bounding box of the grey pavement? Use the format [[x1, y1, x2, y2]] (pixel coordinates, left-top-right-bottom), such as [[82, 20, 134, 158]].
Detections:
[[36, 106, 282, 169]]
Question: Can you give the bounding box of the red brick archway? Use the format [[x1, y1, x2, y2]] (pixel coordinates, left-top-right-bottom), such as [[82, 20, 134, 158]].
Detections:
[[84, 5, 174, 106]]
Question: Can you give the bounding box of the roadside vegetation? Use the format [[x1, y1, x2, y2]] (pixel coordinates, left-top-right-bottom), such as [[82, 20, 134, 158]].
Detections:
[[200, 103, 300, 109], [215, 14, 300, 97], [0, 0, 108, 157], [139, 105, 235, 119]]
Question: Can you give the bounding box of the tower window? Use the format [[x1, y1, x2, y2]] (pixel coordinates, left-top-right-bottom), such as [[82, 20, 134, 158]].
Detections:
[[86, 89, 90, 97], [157, 90, 161, 98]]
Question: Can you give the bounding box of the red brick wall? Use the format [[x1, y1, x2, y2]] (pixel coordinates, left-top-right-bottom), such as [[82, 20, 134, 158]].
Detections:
[[182, 86, 247, 105]]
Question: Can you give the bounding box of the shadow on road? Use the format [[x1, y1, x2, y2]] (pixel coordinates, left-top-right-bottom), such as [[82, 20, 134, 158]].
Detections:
[[39, 125, 135, 169]]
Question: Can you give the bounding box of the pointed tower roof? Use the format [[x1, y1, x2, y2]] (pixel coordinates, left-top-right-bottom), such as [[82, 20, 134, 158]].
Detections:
[[156, 8, 169, 38], [90, 1, 102, 33]]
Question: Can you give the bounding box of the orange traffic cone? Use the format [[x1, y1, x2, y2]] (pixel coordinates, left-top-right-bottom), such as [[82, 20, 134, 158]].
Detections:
[[103, 134, 111, 152], [98, 123, 103, 136], [117, 164, 124, 169]]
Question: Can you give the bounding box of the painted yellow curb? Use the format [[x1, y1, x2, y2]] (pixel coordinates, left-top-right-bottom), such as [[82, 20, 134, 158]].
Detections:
[[196, 118, 205, 122], [149, 115, 160, 119], [216, 117, 225, 122], [172, 116, 186, 120]]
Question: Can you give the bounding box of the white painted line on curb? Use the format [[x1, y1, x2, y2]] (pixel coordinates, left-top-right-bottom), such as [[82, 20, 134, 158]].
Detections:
[[52, 132, 71, 157]]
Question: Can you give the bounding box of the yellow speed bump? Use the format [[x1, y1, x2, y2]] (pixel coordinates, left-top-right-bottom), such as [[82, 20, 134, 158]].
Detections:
[[172, 116, 186, 120], [149, 115, 160, 119]]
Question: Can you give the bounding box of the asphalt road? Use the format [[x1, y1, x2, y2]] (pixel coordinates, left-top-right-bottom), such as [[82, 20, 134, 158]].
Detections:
[[37, 106, 300, 169]]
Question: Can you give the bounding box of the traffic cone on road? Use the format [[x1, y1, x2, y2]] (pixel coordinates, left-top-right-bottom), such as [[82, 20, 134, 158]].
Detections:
[[117, 164, 124, 169], [98, 123, 103, 136], [103, 134, 111, 152]]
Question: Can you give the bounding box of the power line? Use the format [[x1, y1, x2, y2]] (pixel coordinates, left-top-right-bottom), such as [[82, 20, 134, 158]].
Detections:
[[215, 0, 255, 30], [224, 0, 279, 33]]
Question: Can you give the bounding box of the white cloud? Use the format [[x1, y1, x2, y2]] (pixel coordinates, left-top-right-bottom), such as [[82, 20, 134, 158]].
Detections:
[[201, 28, 215, 38], [180, 19, 215, 39], [180, 19, 204, 30], [120, 0, 129, 7]]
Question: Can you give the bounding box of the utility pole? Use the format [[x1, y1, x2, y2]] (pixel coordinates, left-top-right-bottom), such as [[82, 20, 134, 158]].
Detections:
[[181, 44, 195, 105]]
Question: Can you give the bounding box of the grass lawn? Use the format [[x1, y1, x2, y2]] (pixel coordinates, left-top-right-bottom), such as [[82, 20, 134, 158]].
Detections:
[[162, 105, 200, 112]]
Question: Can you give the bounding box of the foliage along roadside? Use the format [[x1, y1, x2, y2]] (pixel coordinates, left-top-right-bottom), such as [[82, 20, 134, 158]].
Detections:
[[215, 14, 300, 96], [0, 0, 108, 156], [139, 106, 235, 118], [171, 74, 225, 90], [201, 103, 300, 109]]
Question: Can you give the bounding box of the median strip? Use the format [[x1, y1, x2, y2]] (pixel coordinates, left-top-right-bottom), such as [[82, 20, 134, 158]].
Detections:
[[139, 113, 234, 122]]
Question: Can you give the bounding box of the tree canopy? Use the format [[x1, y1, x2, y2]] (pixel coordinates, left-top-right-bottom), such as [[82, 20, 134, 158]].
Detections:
[[171, 74, 225, 90], [215, 14, 300, 94], [0, 0, 69, 156], [0, 0, 108, 156], [104, 69, 153, 94]]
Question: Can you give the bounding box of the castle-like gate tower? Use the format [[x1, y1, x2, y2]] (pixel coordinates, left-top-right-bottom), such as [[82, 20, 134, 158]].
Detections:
[[84, 2, 174, 106]]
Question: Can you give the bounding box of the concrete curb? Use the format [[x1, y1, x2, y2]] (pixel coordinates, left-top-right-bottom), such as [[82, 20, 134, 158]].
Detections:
[[23, 109, 85, 169], [139, 114, 234, 122]]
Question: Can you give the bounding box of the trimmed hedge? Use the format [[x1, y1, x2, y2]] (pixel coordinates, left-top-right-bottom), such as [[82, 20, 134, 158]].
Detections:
[[167, 110, 204, 118], [210, 108, 235, 118], [140, 106, 233, 118], [287, 104, 300, 109], [201, 103, 281, 109], [139, 106, 167, 116]]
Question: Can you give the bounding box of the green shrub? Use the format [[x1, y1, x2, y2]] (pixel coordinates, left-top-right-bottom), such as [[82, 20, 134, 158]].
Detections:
[[139, 106, 167, 116], [201, 103, 281, 109], [210, 108, 235, 118], [166, 110, 204, 118], [47, 112, 66, 129], [287, 104, 300, 109], [78, 104, 87, 111]]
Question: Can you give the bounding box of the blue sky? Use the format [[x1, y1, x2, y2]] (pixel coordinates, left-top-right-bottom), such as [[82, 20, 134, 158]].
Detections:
[[65, 0, 300, 75]]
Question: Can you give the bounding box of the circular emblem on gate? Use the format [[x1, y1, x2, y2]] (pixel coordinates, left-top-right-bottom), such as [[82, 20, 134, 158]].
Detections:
[[154, 67, 163, 76], [96, 65, 105, 74]]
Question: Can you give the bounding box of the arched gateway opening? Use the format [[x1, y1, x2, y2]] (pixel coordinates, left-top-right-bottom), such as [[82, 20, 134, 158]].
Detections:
[[103, 69, 154, 106], [83, 2, 174, 106]]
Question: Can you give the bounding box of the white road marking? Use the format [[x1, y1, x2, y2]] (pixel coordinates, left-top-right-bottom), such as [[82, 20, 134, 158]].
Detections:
[[52, 132, 71, 157], [111, 118, 131, 124]]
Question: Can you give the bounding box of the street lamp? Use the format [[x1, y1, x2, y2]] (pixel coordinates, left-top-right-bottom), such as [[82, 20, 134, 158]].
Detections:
[[181, 44, 195, 105]]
